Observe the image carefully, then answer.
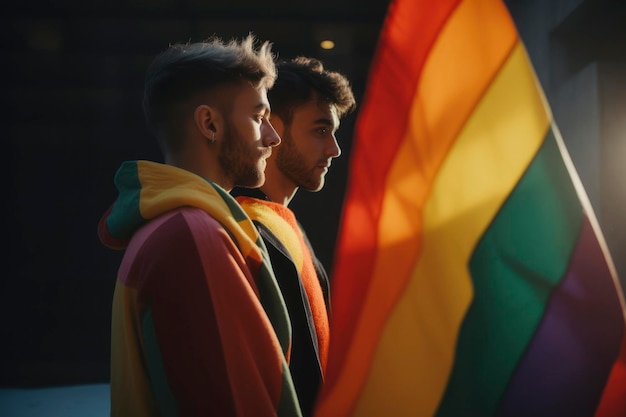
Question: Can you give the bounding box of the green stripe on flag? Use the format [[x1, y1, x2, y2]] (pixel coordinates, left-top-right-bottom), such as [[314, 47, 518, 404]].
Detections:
[[436, 127, 584, 416]]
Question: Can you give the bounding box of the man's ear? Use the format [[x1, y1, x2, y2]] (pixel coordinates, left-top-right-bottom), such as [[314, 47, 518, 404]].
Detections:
[[269, 114, 285, 137], [194, 104, 220, 142]]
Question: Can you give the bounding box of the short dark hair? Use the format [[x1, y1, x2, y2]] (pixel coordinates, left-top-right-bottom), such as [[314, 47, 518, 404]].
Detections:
[[269, 57, 356, 124], [143, 34, 276, 153]]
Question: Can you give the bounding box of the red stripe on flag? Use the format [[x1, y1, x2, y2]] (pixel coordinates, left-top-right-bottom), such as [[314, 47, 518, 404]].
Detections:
[[595, 333, 626, 417], [326, 0, 462, 388]]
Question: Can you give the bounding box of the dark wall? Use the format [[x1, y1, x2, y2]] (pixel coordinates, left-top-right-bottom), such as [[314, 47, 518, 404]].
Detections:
[[6, 0, 624, 388], [5, 1, 388, 386], [506, 0, 626, 287]]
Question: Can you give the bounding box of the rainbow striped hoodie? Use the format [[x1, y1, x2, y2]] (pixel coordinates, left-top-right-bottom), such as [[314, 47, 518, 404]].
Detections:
[[98, 160, 302, 417]]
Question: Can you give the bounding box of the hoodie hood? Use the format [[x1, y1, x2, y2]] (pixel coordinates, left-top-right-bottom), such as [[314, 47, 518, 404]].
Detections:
[[98, 160, 261, 264], [99, 159, 296, 366]]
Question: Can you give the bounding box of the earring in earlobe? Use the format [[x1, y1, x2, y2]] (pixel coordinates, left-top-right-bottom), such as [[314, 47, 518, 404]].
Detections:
[[210, 132, 216, 143]]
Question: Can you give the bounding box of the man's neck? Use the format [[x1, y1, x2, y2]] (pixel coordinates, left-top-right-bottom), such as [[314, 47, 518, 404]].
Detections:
[[260, 183, 298, 206], [166, 151, 232, 191]]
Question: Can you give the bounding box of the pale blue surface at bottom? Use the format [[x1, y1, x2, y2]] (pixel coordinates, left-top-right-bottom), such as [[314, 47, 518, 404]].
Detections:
[[0, 383, 109, 417]]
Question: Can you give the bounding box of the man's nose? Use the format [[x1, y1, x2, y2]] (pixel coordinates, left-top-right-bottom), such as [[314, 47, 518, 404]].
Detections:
[[328, 135, 341, 158], [262, 119, 281, 147]]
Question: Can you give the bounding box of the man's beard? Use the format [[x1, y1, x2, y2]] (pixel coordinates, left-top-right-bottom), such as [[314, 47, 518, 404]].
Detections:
[[276, 130, 324, 191], [218, 120, 265, 188]]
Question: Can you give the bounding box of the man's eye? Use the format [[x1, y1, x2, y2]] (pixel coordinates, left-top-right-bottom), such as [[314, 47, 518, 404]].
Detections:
[[318, 128, 328, 134]]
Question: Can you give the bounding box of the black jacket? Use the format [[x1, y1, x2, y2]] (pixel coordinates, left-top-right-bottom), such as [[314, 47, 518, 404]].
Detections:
[[232, 187, 330, 417]]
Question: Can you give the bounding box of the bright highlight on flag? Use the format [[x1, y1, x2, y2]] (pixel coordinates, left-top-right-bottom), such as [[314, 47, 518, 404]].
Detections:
[[314, 0, 626, 416]]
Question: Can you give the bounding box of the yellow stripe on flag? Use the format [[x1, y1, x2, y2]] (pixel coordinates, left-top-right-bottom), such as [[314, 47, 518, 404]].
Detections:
[[352, 41, 551, 417]]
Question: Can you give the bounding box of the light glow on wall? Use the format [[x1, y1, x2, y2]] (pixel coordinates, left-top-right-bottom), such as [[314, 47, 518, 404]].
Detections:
[[320, 39, 335, 50]]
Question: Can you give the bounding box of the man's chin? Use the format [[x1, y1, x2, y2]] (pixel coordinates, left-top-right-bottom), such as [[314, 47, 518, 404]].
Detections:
[[241, 173, 265, 189], [302, 181, 324, 192]]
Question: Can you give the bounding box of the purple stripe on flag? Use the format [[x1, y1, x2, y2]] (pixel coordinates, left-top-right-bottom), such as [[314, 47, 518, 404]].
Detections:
[[495, 215, 625, 417]]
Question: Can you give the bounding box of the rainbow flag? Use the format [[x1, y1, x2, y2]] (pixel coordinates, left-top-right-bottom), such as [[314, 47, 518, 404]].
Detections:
[[314, 0, 626, 416]]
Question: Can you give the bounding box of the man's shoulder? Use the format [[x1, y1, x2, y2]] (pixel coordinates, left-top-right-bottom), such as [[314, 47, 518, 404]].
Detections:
[[123, 207, 239, 269], [143, 207, 222, 233], [127, 207, 233, 254]]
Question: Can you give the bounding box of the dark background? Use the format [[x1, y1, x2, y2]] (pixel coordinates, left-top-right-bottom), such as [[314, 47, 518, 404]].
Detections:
[[5, 0, 390, 387], [5, 0, 626, 387]]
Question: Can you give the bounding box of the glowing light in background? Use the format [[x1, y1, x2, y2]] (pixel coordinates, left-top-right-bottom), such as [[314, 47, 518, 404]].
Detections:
[[320, 39, 335, 50]]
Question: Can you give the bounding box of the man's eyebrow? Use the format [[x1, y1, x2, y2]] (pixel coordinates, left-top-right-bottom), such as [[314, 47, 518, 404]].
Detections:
[[255, 102, 271, 112], [314, 118, 334, 126]]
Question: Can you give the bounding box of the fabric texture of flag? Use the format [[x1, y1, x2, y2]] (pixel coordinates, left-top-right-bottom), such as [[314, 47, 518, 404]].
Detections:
[[314, 0, 626, 416]]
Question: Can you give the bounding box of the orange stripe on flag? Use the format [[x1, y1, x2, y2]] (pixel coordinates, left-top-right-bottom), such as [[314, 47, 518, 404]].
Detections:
[[353, 41, 550, 416], [323, 0, 463, 395], [316, 0, 520, 416]]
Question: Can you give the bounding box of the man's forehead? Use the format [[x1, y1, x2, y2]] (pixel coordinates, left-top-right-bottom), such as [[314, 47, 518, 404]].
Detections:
[[308, 99, 339, 120], [317, 102, 340, 127], [231, 83, 270, 107]]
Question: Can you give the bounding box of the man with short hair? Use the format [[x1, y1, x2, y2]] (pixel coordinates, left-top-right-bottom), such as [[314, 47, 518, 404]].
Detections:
[[98, 36, 302, 417], [232, 56, 356, 416]]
